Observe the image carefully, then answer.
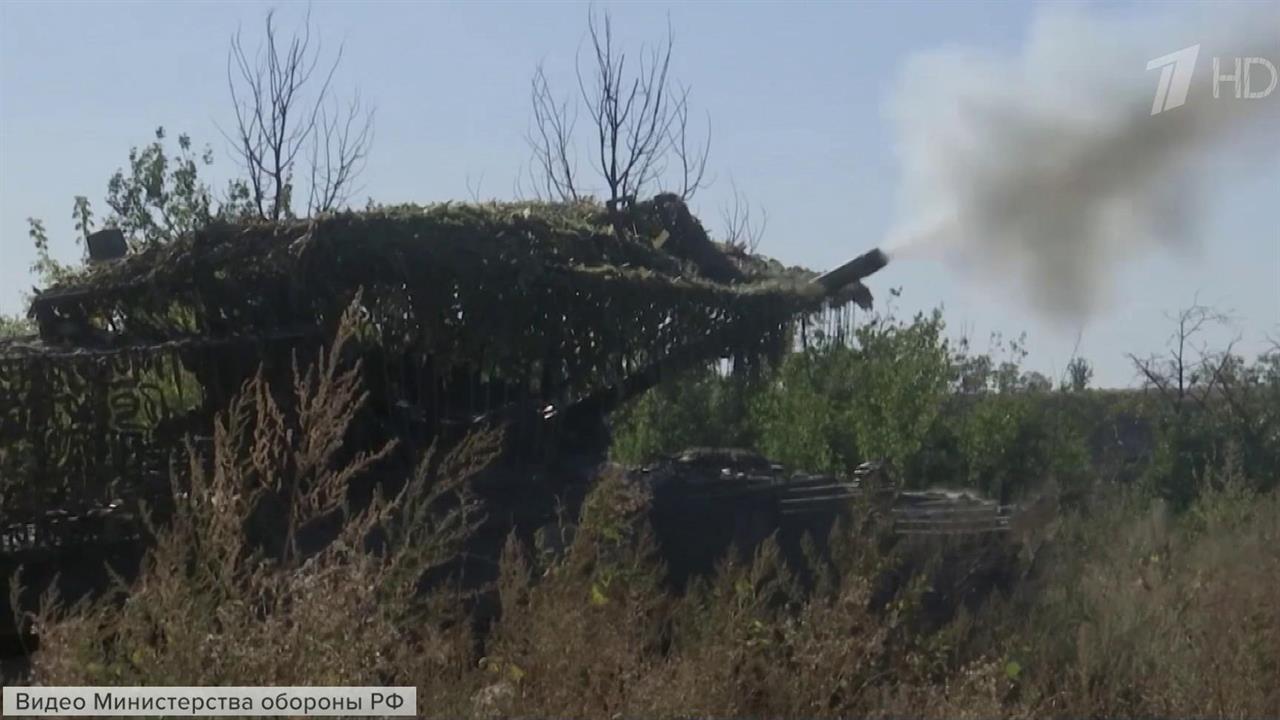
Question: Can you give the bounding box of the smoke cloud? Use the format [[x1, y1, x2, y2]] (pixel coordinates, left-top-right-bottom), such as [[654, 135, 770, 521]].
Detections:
[[885, 5, 1279, 322]]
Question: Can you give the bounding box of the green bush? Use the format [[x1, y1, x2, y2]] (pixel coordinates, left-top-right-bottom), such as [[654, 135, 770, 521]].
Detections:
[[609, 366, 753, 464], [612, 305, 1278, 511]]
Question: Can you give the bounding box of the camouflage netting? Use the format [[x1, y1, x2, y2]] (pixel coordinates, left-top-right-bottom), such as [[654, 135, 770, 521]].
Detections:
[[1, 195, 879, 642], [24, 195, 825, 401], [2, 195, 849, 529]]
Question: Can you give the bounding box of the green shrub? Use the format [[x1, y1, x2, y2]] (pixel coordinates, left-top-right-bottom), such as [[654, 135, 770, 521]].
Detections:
[[609, 366, 753, 464]]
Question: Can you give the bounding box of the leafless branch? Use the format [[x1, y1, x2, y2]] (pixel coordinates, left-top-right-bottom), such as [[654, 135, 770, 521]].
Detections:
[[583, 10, 676, 207], [225, 9, 372, 221], [1127, 302, 1235, 413], [721, 181, 767, 253], [309, 91, 374, 215], [669, 83, 710, 201], [465, 171, 486, 203], [527, 8, 710, 210], [528, 64, 580, 201]]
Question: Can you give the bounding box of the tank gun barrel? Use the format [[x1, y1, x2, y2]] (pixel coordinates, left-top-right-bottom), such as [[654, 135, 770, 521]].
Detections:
[[557, 247, 893, 430], [811, 248, 889, 294]]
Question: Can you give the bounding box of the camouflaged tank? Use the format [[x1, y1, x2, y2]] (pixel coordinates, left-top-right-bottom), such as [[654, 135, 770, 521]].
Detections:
[[0, 195, 890, 644]]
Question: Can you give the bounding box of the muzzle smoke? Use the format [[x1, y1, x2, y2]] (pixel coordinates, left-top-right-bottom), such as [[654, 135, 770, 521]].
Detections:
[[884, 5, 1279, 321]]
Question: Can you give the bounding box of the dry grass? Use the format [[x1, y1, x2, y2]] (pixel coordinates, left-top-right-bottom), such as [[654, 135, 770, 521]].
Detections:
[[22, 301, 496, 710], [1004, 472, 1280, 717], [468, 486, 1016, 718], [18, 309, 1279, 717]]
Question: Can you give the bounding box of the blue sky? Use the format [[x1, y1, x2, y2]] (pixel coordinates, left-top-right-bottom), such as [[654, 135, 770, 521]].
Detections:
[[1, 0, 1276, 386]]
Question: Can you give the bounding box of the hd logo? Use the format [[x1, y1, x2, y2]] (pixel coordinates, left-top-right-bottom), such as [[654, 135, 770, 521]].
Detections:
[[1148, 44, 1278, 115]]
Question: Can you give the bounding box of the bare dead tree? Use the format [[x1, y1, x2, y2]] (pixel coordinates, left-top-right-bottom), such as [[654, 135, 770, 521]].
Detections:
[[226, 9, 373, 221], [1128, 302, 1237, 414], [720, 181, 767, 253], [579, 8, 672, 209], [527, 8, 709, 207]]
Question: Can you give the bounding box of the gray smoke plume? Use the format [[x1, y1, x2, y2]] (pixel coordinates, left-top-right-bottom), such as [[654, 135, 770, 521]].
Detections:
[[885, 5, 1279, 322]]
